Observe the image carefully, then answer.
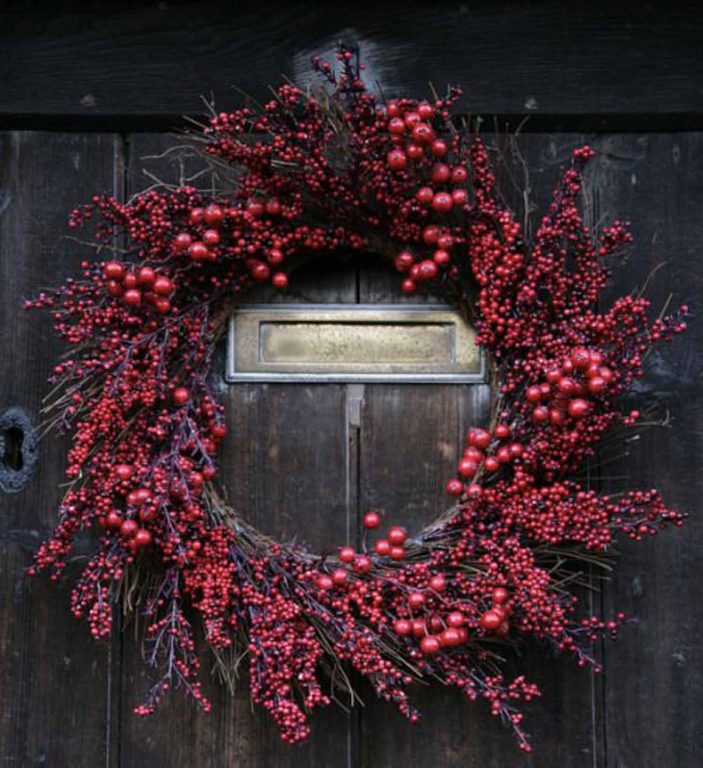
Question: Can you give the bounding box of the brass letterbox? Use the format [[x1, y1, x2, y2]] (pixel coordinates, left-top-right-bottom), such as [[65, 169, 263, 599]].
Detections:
[[226, 304, 483, 383]]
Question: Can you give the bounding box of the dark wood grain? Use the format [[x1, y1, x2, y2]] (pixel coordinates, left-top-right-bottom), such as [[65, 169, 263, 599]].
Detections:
[[590, 134, 703, 768], [0, 132, 122, 766], [117, 134, 359, 768], [114, 134, 259, 768], [1, 121, 702, 767], [1, 2, 703, 126]]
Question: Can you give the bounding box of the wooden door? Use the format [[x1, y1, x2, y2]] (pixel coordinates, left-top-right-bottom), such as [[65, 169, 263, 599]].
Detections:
[[1, 6, 702, 767]]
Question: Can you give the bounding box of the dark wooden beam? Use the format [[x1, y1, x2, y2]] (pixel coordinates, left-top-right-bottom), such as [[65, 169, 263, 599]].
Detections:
[[1, 1, 702, 129]]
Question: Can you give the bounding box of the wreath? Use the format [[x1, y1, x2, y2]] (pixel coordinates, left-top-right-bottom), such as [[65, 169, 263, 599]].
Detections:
[[27, 47, 688, 752]]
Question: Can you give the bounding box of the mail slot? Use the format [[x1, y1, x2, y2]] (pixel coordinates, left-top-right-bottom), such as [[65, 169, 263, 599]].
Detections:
[[226, 304, 484, 383]]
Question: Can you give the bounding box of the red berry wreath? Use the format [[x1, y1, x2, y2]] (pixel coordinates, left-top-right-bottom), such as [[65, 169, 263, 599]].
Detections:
[[27, 46, 688, 751]]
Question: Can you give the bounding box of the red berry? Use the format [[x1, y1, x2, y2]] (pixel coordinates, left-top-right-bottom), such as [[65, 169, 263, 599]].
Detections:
[[509, 443, 524, 458], [466, 483, 482, 499], [153, 276, 173, 296], [411, 619, 426, 637], [479, 610, 502, 630], [363, 510, 381, 528], [317, 574, 333, 590], [154, 297, 170, 315], [389, 546, 405, 561], [468, 428, 491, 449], [432, 192, 453, 213], [174, 232, 193, 250], [395, 250, 415, 272], [492, 587, 509, 604], [120, 519, 138, 538], [494, 423, 510, 439], [484, 456, 499, 473], [533, 405, 549, 422], [388, 117, 405, 134], [387, 101, 401, 117], [250, 262, 270, 282], [173, 387, 190, 406], [105, 511, 123, 530], [568, 398, 589, 418], [420, 636, 441, 655], [116, 463, 134, 481], [134, 528, 152, 548], [393, 619, 413, 636], [189, 242, 209, 261], [464, 446, 483, 461], [423, 225, 440, 244], [417, 102, 435, 120], [411, 123, 434, 144], [430, 139, 447, 157], [447, 611, 465, 628], [403, 111, 420, 127], [104, 260, 125, 280], [353, 555, 372, 574], [123, 289, 141, 306], [204, 204, 224, 226], [408, 591, 425, 609], [388, 526, 407, 546], [496, 446, 511, 463], [429, 574, 446, 592], [106, 280, 123, 297], [571, 348, 592, 368], [450, 166, 468, 184], [189, 207, 205, 224], [387, 149, 407, 170], [418, 259, 438, 280], [271, 272, 288, 289], [247, 200, 265, 219], [263, 198, 281, 216], [451, 188, 468, 206], [440, 627, 462, 647], [374, 539, 391, 556], [433, 249, 450, 265], [339, 546, 355, 564], [431, 163, 450, 183], [445, 478, 464, 496], [203, 229, 220, 246], [558, 377, 575, 394], [268, 248, 284, 264], [587, 376, 606, 393], [331, 568, 348, 586], [416, 187, 434, 206], [401, 278, 417, 294], [549, 408, 565, 426]]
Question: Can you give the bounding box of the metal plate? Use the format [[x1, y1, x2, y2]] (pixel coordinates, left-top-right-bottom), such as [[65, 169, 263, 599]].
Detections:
[[226, 304, 484, 383]]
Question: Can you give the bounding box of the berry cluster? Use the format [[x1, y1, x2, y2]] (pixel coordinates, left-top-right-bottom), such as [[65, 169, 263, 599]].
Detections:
[[28, 46, 687, 751]]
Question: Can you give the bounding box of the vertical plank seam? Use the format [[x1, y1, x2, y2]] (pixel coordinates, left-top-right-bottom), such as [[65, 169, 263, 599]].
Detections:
[[585, 155, 608, 768], [352, 257, 361, 768], [113, 130, 131, 768]]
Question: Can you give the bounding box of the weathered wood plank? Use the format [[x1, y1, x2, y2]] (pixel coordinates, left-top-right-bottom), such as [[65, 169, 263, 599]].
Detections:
[[358, 136, 609, 767], [0, 132, 122, 767], [591, 134, 703, 768], [118, 134, 358, 768], [1, 3, 702, 124]]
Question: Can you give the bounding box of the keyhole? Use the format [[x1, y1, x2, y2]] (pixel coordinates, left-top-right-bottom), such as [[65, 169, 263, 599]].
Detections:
[[2, 426, 24, 471], [0, 408, 38, 493]]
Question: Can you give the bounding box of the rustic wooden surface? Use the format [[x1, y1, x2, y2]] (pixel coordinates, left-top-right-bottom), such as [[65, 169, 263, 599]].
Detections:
[[1, 8, 702, 766], [1, 2, 703, 129]]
